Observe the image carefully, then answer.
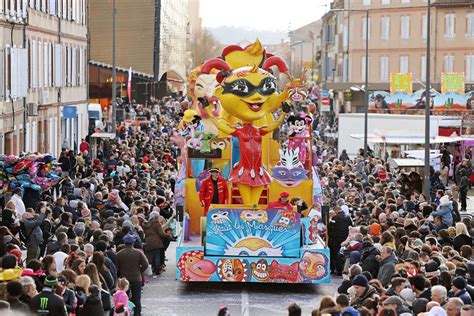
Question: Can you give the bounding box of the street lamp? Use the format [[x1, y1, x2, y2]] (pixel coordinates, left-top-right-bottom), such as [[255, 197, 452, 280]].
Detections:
[[331, 8, 369, 159], [111, 0, 117, 135], [424, 0, 432, 200]]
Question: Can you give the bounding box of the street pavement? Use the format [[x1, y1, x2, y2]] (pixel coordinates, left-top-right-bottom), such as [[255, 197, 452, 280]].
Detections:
[[141, 195, 474, 316], [141, 242, 341, 316]]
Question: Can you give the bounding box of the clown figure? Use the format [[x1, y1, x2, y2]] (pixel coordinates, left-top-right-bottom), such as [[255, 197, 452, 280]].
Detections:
[[200, 56, 292, 206]]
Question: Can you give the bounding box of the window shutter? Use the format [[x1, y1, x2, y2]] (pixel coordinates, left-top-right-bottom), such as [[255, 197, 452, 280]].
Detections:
[[54, 44, 62, 87], [0, 48, 3, 100], [22, 0, 27, 18], [32, 40, 37, 88], [10, 0, 15, 18], [71, 47, 76, 86], [19, 48, 28, 97], [43, 42, 48, 87], [11, 47, 18, 100]]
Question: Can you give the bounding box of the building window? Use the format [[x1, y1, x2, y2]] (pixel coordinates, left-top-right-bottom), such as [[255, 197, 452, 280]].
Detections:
[[467, 13, 474, 38], [444, 55, 454, 72], [401, 15, 410, 39], [421, 55, 426, 81], [401, 0, 410, 3], [382, 0, 390, 4], [381, 16, 390, 40], [466, 55, 474, 81], [400, 56, 409, 73], [362, 17, 371, 40], [363, 0, 371, 6], [445, 14, 455, 38], [380, 56, 389, 81], [422, 14, 428, 39]]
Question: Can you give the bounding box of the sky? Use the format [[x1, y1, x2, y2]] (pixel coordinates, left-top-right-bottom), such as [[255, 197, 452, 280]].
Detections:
[[199, 0, 332, 31]]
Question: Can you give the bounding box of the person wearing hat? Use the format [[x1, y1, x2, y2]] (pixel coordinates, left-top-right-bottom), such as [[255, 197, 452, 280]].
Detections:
[[199, 167, 229, 215], [451, 276, 472, 304], [382, 296, 412, 315], [116, 233, 149, 316], [267, 192, 294, 212], [29, 276, 67, 316], [432, 195, 454, 227], [349, 275, 378, 310]]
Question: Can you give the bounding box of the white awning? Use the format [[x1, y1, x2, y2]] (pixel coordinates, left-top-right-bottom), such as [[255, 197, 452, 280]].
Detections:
[[388, 158, 425, 169], [350, 134, 463, 144], [90, 133, 116, 139]]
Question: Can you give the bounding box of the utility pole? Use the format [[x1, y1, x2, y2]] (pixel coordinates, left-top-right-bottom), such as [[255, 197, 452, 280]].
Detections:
[[363, 10, 369, 159], [111, 0, 117, 135], [423, 0, 431, 200]]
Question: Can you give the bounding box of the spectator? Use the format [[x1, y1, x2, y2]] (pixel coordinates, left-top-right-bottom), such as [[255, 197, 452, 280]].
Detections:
[[288, 303, 301, 316], [116, 233, 149, 316], [29, 276, 67, 316]]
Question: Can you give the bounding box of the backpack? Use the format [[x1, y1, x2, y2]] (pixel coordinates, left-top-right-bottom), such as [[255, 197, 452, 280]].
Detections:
[[18, 221, 40, 243]]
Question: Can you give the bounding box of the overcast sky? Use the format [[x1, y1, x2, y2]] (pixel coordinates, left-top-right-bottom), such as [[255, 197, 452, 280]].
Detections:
[[199, 0, 332, 31]]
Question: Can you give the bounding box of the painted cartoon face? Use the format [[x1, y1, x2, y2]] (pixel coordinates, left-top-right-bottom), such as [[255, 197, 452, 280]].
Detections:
[[215, 68, 282, 122], [275, 210, 296, 227], [299, 252, 328, 280], [268, 260, 302, 283], [251, 259, 269, 281], [177, 250, 216, 281], [210, 139, 227, 151], [211, 210, 230, 224], [288, 83, 308, 102], [217, 259, 249, 282], [272, 148, 309, 187], [224, 237, 283, 257], [195, 74, 220, 117], [240, 209, 268, 223]]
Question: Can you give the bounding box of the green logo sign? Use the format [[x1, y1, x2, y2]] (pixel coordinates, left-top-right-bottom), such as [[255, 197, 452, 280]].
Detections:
[[40, 297, 48, 310]]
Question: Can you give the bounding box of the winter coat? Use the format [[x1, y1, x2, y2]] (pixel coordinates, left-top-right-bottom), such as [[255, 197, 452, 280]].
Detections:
[[455, 289, 472, 304], [350, 285, 378, 310], [341, 306, 360, 316], [377, 253, 398, 287], [78, 292, 104, 316], [63, 287, 77, 313], [30, 288, 67, 316], [360, 244, 380, 278], [328, 212, 352, 241], [23, 213, 45, 247], [453, 234, 472, 252], [0, 207, 18, 232], [143, 218, 170, 251], [432, 202, 453, 227]]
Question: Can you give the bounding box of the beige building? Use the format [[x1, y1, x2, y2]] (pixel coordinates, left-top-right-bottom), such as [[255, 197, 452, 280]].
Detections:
[[0, 1, 88, 156], [289, 20, 323, 79], [89, 0, 188, 95], [187, 0, 202, 72], [324, 0, 474, 112]]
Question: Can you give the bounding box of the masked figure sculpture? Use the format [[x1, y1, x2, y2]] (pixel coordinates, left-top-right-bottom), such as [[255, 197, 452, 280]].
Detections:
[[200, 55, 291, 206]]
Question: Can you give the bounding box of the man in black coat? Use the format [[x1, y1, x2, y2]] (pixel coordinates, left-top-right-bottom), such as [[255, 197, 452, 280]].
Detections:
[[328, 206, 352, 276], [30, 276, 67, 316]]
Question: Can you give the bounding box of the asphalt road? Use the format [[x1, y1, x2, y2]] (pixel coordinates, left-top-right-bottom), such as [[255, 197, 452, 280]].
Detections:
[[141, 242, 342, 316]]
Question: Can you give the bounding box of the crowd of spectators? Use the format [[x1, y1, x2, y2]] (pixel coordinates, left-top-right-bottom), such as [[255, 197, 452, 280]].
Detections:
[[0, 97, 183, 315]]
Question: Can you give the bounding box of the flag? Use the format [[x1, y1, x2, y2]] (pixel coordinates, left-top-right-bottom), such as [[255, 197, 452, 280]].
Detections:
[[127, 67, 132, 102]]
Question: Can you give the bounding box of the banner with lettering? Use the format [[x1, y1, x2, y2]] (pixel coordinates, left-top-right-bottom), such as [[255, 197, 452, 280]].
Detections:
[[390, 73, 412, 94], [441, 73, 465, 94]]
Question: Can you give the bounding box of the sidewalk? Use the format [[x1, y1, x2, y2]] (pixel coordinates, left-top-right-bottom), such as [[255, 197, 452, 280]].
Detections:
[[466, 190, 474, 215]]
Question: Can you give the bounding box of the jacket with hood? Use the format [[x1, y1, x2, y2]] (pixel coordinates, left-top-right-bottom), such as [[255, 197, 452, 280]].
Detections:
[[377, 253, 398, 287], [342, 306, 360, 316], [23, 213, 45, 246], [432, 201, 453, 227]]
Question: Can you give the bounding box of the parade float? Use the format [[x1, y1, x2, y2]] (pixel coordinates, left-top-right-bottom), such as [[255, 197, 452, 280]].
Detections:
[[174, 40, 329, 284]]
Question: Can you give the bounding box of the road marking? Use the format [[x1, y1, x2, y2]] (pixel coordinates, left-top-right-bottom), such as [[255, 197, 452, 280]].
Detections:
[[241, 288, 249, 316]]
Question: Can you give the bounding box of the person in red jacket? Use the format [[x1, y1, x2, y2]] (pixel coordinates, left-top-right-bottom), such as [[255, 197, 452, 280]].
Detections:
[[267, 192, 294, 212], [199, 168, 229, 215]]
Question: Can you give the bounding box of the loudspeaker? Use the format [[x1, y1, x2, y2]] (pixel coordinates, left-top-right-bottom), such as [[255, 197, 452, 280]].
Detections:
[[115, 108, 125, 122], [321, 205, 330, 224], [176, 204, 184, 222]]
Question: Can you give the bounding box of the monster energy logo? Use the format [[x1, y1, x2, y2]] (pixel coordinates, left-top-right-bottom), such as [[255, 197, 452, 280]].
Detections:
[[40, 297, 48, 310]]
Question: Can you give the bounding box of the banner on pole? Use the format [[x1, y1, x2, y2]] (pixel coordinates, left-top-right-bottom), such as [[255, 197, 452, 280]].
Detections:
[[390, 73, 412, 94], [441, 72, 464, 94]]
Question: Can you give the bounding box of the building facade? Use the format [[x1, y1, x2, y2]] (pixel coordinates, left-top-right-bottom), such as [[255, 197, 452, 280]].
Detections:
[[320, 0, 474, 113], [0, 0, 88, 156], [89, 0, 188, 101], [289, 20, 323, 80]]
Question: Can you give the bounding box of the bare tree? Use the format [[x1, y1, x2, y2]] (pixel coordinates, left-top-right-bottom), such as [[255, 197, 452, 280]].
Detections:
[[189, 29, 224, 69]]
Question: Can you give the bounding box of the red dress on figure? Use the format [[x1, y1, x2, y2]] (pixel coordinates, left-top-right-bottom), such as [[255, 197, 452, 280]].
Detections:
[[229, 124, 272, 187]]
